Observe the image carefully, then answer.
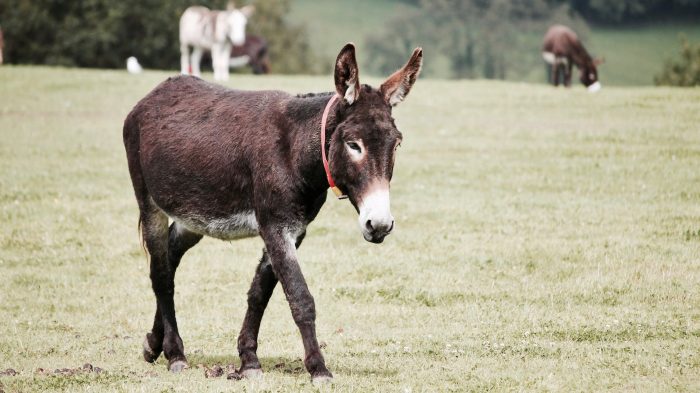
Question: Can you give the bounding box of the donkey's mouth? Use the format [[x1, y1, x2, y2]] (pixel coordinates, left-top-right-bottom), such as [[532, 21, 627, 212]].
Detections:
[[363, 231, 389, 244]]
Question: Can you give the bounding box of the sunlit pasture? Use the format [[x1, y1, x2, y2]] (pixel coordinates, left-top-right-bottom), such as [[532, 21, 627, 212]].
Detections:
[[1, 67, 699, 392]]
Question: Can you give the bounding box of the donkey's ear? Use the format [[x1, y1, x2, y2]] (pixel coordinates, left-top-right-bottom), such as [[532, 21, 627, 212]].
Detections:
[[240, 5, 255, 18], [380, 47, 423, 106], [334, 43, 361, 105], [227, 1, 236, 11]]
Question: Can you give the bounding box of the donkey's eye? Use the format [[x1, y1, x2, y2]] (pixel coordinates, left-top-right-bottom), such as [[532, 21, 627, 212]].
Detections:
[[346, 142, 362, 153]]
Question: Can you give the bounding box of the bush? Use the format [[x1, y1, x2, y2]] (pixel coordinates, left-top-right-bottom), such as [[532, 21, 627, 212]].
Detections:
[[655, 36, 700, 87], [0, 0, 317, 73], [365, 0, 586, 80]]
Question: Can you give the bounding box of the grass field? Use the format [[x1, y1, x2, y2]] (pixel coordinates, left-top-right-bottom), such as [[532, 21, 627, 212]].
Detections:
[[289, 0, 700, 86], [1, 66, 700, 392]]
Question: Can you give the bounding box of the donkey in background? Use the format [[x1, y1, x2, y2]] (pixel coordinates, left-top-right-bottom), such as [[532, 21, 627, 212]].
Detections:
[[542, 24, 604, 92], [229, 35, 271, 74], [179, 4, 254, 81], [123, 43, 422, 382]]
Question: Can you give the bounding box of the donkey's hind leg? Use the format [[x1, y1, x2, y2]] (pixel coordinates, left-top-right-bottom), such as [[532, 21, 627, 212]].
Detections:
[[143, 221, 202, 366], [141, 206, 199, 372]]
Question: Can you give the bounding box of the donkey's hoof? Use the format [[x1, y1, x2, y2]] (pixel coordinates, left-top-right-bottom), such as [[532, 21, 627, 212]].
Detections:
[[168, 360, 189, 373], [240, 367, 263, 379], [311, 373, 333, 385], [142, 336, 161, 363]]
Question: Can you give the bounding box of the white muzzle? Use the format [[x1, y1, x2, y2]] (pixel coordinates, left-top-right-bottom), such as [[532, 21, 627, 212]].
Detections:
[[358, 188, 394, 242], [587, 81, 601, 93]]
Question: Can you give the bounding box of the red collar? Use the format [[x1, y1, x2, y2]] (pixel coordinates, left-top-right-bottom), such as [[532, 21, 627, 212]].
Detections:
[[321, 94, 347, 199]]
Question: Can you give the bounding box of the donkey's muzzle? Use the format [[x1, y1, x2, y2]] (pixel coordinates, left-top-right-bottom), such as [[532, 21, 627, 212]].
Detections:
[[358, 187, 394, 243], [363, 219, 394, 243]]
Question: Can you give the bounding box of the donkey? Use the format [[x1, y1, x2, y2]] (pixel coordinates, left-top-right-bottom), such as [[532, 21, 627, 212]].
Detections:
[[542, 25, 603, 92], [179, 4, 254, 81], [229, 35, 271, 74], [123, 43, 422, 382]]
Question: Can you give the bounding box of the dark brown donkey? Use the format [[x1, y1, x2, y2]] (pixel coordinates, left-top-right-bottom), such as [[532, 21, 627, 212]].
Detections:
[[542, 24, 603, 91], [230, 35, 271, 74], [123, 43, 422, 383]]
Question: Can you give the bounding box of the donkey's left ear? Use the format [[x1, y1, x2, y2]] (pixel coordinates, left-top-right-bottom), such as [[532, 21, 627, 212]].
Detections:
[[334, 43, 361, 105], [380, 47, 423, 106], [240, 5, 255, 18]]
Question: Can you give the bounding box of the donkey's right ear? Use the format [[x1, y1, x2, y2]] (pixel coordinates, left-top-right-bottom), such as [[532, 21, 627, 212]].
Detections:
[[334, 43, 361, 105]]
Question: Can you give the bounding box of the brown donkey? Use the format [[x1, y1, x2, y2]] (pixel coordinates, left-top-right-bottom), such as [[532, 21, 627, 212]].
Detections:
[[542, 24, 603, 91], [123, 43, 422, 382]]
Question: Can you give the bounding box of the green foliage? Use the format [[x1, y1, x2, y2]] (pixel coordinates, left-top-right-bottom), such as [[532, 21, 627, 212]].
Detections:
[[568, 0, 700, 22], [245, 0, 319, 74], [0, 0, 316, 73], [365, 0, 586, 79], [655, 36, 700, 86]]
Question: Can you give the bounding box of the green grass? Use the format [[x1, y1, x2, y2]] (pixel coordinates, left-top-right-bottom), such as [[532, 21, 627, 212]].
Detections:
[[288, 1, 700, 85], [1, 65, 700, 392], [288, 0, 410, 75], [589, 20, 700, 86]]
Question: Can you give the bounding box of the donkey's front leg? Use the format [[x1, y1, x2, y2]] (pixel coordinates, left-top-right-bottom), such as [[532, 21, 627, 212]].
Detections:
[[260, 225, 332, 383], [237, 231, 307, 377]]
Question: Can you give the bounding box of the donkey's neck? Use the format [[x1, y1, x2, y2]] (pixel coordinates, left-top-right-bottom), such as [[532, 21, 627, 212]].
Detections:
[[570, 43, 593, 69], [285, 92, 339, 198]]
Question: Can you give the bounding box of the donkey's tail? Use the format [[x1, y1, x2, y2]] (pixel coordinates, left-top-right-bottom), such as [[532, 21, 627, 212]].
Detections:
[[123, 109, 150, 262]]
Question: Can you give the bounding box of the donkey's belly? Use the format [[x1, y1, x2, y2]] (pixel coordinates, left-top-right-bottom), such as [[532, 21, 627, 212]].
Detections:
[[542, 51, 568, 66], [172, 211, 259, 241]]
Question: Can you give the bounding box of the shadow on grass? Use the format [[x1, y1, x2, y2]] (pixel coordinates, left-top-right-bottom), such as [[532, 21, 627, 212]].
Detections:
[[185, 354, 304, 375], [185, 354, 398, 377]]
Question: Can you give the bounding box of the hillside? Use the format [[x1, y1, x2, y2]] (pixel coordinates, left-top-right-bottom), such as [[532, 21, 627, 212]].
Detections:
[[288, 0, 700, 85]]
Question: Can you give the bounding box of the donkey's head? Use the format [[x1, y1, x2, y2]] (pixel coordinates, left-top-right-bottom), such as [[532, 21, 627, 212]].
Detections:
[[581, 57, 604, 92], [225, 4, 254, 46], [327, 43, 422, 243]]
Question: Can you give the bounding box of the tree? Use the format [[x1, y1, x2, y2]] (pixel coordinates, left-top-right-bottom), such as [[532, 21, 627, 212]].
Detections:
[[567, 0, 700, 22], [365, 0, 586, 80], [655, 36, 700, 86], [244, 0, 319, 74], [0, 0, 317, 73]]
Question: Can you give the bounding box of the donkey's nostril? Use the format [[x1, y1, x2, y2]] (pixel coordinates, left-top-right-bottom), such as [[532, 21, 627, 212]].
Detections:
[[388, 220, 394, 233], [365, 220, 374, 232]]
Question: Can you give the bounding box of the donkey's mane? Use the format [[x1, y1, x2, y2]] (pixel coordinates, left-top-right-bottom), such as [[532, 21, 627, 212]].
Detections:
[[295, 92, 334, 99]]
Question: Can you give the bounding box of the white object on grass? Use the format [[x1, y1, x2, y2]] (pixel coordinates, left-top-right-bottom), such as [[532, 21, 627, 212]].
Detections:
[[587, 81, 601, 93], [127, 57, 143, 74]]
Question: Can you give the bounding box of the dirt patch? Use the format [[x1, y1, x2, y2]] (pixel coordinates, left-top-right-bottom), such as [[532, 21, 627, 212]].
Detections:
[[0, 369, 17, 377], [200, 364, 241, 380], [34, 364, 104, 376]]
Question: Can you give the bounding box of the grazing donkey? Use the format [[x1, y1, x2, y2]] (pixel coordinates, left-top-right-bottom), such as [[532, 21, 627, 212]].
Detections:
[[229, 35, 271, 74], [123, 43, 422, 382], [179, 4, 254, 81], [542, 25, 603, 92]]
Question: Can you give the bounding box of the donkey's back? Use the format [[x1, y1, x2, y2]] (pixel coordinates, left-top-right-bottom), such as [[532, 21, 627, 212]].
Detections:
[[123, 76, 290, 240], [542, 24, 580, 56]]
